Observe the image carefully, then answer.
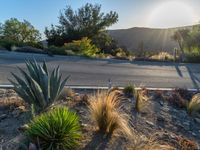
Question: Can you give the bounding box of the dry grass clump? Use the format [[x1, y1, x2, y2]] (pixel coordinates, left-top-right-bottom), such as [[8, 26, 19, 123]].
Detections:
[[134, 89, 148, 112], [129, 133, 174, 150], [150, 52, 174, 61], [89, 90, 133, 138], [187, 93, 200, 115], [59, 88, 75, 100], [0, 96, 25, 109]]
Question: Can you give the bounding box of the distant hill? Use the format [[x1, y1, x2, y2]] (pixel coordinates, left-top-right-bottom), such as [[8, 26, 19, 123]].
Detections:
[[108, 26, 193, 53]]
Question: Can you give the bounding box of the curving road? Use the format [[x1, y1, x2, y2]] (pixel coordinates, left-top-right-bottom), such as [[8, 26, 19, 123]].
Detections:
[[0, 50, 200, 89]]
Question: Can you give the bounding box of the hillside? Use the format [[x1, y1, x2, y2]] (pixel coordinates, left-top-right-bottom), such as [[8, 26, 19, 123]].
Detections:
[[108, 26, 192, 53]]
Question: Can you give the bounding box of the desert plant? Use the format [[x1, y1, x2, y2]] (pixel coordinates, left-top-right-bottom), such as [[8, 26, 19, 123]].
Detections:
[[129, 133, 173, 150], [187, 93, 200, 115], [9, 60, 69, 112], [26, 107, 81, 150], [134, 89, 148, 112], [59, 88, 75, 100], [89, 91, 132, 137], [123, 84, 136, 97]]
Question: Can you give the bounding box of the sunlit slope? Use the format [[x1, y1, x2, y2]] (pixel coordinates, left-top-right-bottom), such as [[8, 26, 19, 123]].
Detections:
[[108, 26, 192, 53]]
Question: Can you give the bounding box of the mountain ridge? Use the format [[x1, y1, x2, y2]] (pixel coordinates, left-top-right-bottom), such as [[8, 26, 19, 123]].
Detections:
[[108, 25, 195, 53]]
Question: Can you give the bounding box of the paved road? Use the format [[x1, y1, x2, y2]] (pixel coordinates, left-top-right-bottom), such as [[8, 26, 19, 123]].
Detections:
[[0, 51, 200, 89]]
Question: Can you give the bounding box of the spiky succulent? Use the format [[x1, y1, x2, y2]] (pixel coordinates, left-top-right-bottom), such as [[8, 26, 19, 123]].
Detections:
[[9, 59, 69, 112]]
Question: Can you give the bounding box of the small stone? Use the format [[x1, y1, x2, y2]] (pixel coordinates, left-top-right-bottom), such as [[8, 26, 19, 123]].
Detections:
[[12, 109, 20, 117], [81, 123, 88, 127], [192, 132, 196, 136], [29, 143, 37, 150], [146, 120, 154, 126], [157, 116, 165, 122], [18, 124, 29, 132], [0, 114, 7, 120], [194, 118, 200, 124], [159, 101, 164, 106]]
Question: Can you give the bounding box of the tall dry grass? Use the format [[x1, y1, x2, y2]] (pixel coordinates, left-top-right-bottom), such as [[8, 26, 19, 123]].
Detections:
[[129, 133, 174, 150], [187, 93, 200, 115], [89, 90, 133, 138]]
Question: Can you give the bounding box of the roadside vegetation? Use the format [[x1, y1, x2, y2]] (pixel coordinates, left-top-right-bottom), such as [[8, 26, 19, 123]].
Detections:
[[0, 59, 199, 149], [172, 25, 200, 63], [1, 3, 200, 63]]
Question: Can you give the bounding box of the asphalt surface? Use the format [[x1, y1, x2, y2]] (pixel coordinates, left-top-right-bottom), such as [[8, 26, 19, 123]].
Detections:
[[0, 50, 200, 89]]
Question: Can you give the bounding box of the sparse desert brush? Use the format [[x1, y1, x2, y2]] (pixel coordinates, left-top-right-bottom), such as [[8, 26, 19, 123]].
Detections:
[[123, 84, 136, 97], [129, 133, 174, 150], [59, 87, 75, 100], [150, 52, 174, 61], [89, 91, 133, 138], [0, 96, 25, 109], [135, 89, 148, 112], [26, 107, 81, 150], [187, 93, 200, 115]]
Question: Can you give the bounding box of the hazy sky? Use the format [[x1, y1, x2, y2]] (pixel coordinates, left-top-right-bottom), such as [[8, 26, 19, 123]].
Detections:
[[1, 0, 200, 37]]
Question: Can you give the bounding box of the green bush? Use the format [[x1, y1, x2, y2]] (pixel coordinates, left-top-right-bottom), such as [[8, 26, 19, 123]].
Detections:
[[185, 48, 200, 63], [0, 38, 22, 50], [9, 60, 69, 112], [26, 107, 81, 150], [48, 45, 75, 55], [65, 37, 99, 57], [123, 84, 136, 97]]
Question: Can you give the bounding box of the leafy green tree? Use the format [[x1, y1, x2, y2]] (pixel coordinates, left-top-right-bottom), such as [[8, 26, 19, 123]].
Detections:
[[92, 31, 118, 54], [45, 3, 118, 46], [1, 18, 41, 43]]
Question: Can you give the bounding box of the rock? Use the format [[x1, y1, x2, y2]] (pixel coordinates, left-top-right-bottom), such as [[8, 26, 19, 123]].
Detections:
[[29, 143, 37, 150], [157, 116, 165, 122], [159, 101, 164, 106], [146, 120, 154, 126], [0, 114, 7, 120], [12, 109, 21, 117], [183, 122, 190, 130], [192, 132, 196, 136], [194, 118, 200, 124], [18, 124, 29, 132]]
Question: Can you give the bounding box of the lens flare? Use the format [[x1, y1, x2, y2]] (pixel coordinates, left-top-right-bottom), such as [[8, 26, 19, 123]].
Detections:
[[148, 1, 198, 28]]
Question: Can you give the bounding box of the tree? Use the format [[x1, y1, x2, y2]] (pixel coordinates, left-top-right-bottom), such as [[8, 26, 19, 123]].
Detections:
[[1, 18, 41, 43], [45, 3, 118, 46], [172, 29, 189, 60]]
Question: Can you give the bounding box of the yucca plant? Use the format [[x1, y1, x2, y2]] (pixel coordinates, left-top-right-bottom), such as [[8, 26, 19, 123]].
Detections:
[[187, 93, 200, 115], [26, 107, 81, 150], [89, 91, 132, 137], [9, 59, 69, 112]]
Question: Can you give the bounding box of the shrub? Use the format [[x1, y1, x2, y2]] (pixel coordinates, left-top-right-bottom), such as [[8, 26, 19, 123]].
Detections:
[[134, 89, 148, 112], [0, 38, 22, 50], [64, 37, 99, 57], [9, 60, 69, 112], [185, 50, 200, 63], [130, 133, 173, 150], [26, 107, 81, 150], [123, 84, 136, 97], [187, 93, 200, 115], [89, 91, 132, 137], [150, 52, 174, 61]]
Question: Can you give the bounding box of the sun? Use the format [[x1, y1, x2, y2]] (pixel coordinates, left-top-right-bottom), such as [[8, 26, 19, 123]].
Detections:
[[148, 1, 198, 28]]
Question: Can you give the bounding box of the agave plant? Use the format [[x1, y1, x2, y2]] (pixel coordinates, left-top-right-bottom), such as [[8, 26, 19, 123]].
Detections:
[[9, 59, 69, 112]]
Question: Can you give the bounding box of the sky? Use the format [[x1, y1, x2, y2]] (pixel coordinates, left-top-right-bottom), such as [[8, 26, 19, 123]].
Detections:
[[0, 0, 200, 38]]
